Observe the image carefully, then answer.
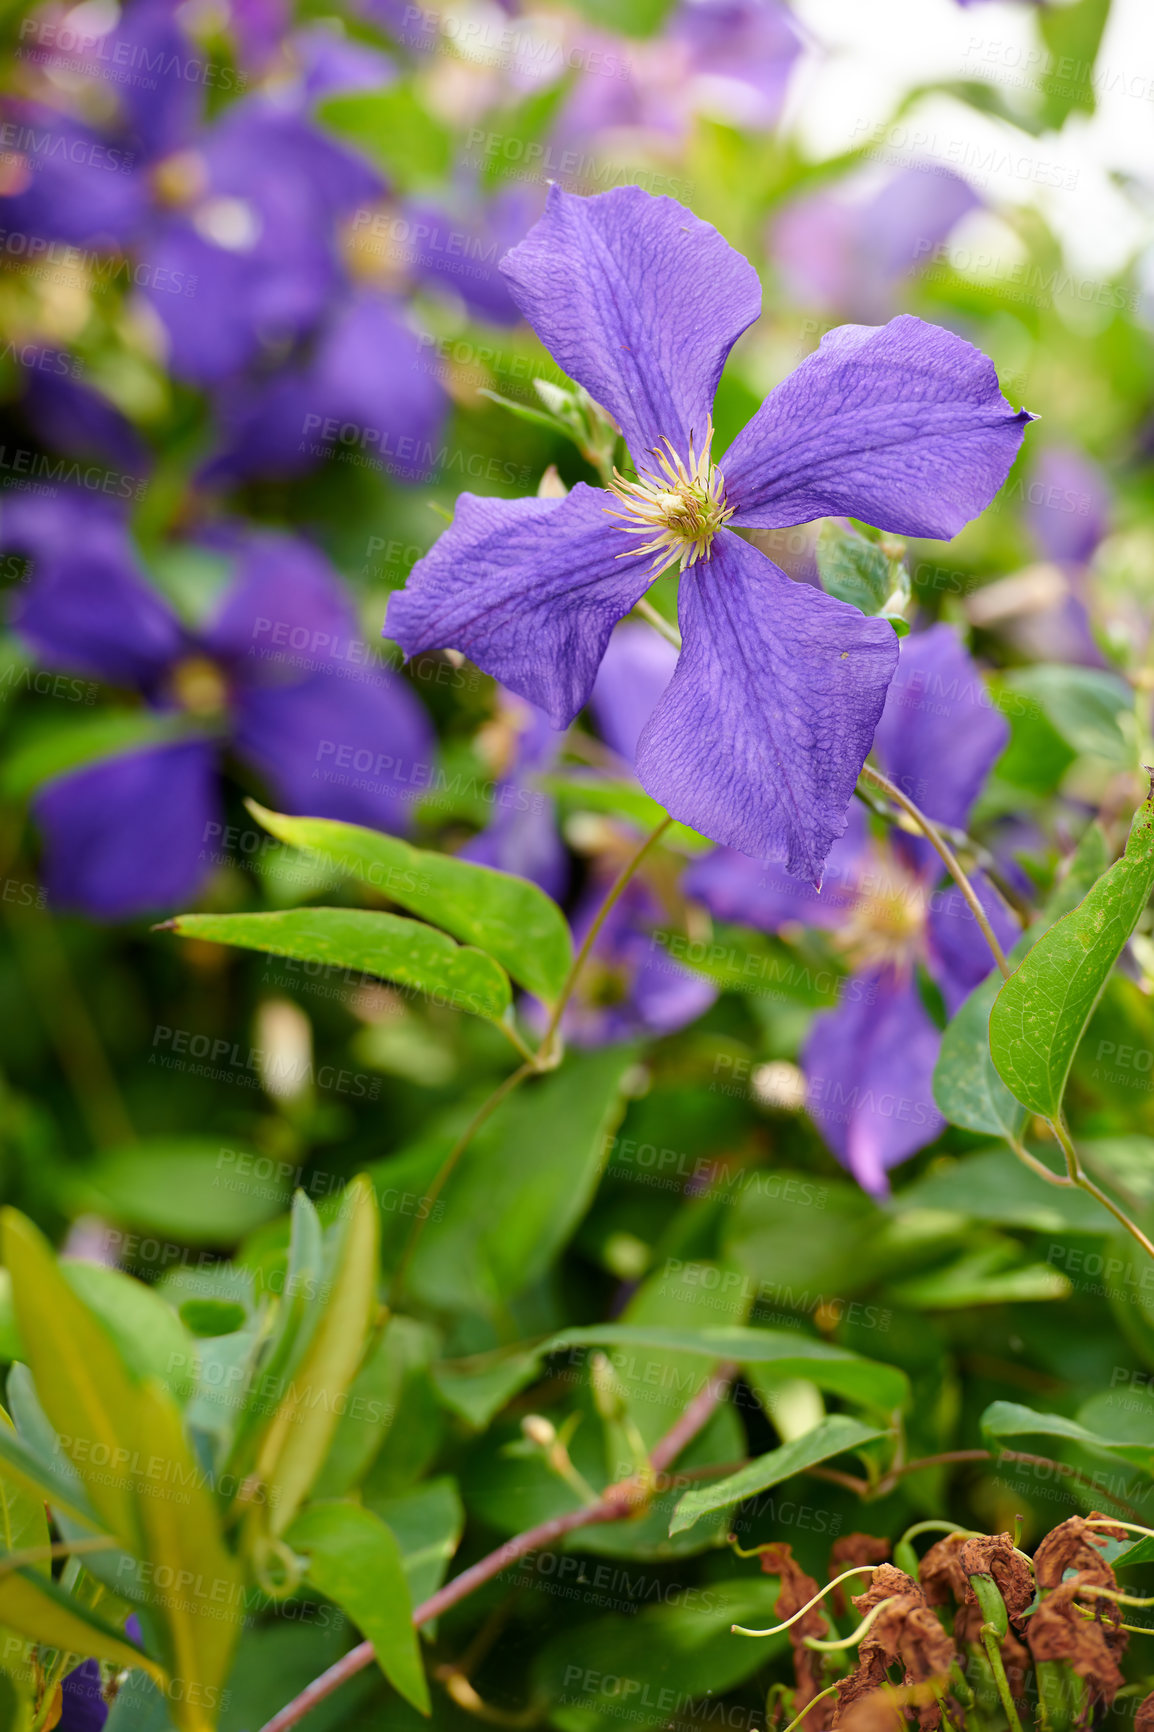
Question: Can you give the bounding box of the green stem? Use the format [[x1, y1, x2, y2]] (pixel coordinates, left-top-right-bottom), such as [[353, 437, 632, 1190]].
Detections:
[[980, 1627, 1025, 1732], [633, 596, 682, 649], [1050, 1115, 1154, 1263], [390, 815, 673, 1300], [858, 764, 1011, 980], [779, 1683, 841, 1732]]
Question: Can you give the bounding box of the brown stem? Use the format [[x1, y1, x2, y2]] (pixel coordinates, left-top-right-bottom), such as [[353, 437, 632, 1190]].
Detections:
[[858, 764, 1011, 980], [256, 1366, 736, 1732]]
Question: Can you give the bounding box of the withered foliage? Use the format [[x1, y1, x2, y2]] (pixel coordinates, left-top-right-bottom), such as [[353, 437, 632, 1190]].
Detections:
[[1032, 1514, 1128, 1591], [756, 1542, 832, 1727], [832, 1566, 956, 1732], [960, 1533, 1034, 1624], [918, 1534, 970, 1609], [1134, 1689, 1154, 1732], [1025, 1572, 1128, 1707], [837, 1689, 907, 1732], [830, 1535, 892, 1615]]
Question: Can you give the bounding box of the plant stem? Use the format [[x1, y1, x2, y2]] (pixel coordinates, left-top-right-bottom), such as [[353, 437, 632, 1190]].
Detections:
[[633, 597, 682, 649], [858, 764, 1011, 980], [255, 1366, 736, 1732], [537, 814, 673, 1064], [980, 1628, 1025, 1732], [390, 814, 673, 1300], [1049, 1115, 1154, 1262]]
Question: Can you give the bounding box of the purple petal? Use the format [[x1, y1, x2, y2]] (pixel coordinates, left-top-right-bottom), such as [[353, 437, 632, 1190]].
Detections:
[[500, 185, 760, 461], [722, 314, 1033, 536], [684, 801, 869, 930], [234, 665, 434, 836], [874, 624, 1008, 834], [555, 878, 716, 1047], [34, 742, 220, 919], [803, 970, 944, 1194], [386, 485, 652, 728], [202, 292, 446, 483], [21, 368, 149, 472], [635, 532, 899, 882], [589, 622, 678, 766], [5, 503, 183, 689], [59, 1660, 108, 1732], [203, 531, 359, 674], [672, 0, 801, 127], [927, 867, 1019, 1015], [0, 104, 146, 248], [460, 799, 568, 901]]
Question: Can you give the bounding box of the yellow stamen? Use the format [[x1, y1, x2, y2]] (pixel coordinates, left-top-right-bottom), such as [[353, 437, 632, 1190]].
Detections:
[[605, 418, 733, 575]]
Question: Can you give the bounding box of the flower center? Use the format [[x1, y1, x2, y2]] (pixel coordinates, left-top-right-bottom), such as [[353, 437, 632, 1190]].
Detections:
[[168, 655, 230, 719], [834, 847, 927, 977], [606, 420, 733, 574]]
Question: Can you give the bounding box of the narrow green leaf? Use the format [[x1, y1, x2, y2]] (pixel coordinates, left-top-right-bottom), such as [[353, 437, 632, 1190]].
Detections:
[[247, 803, 572, 1004], [981, 1399, 1154, 1473], [670, 1414, 886, 1536], [990, 791, 1154, 1120], [0, 1570, 164, 1686], [287, 1502, 429, 1715], [161, 909, 512, 1024], [0, 1412, 48, 1569], [543, 1326, 909, 1414], [256, 1178, 380, 1535], [477, 388, 564, 436], [934, 823, 1108, 1136], [1, 1211, 144, 1549]]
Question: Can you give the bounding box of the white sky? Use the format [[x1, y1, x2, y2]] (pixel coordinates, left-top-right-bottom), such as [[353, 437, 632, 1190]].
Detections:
[[784, 0, 1154, 279]]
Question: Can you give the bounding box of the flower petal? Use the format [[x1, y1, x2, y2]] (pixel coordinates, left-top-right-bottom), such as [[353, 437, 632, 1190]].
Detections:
[[803, 970, 944, 1194], [386, 484, 653, 728], [635, 531, 898, 882], [722, 314, 1033, 536], [684, 802, 868, 930], [875, 623, 1008, 835], [234, 665, 434, 836], [203, 530, 360, 676], [34, 742, 220, 920], [500, 184, 761, 461], [3, 495, 184, 690]]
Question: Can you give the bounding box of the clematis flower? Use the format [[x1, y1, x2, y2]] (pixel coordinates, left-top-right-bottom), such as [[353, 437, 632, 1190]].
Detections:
[[1, 493, 432, 920], [388, 186, 1033, 883], [686, 625, 1018, 1193]]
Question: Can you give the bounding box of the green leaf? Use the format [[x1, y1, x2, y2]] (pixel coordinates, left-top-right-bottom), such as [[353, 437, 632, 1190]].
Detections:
[[669, 1414, 887, 1536], [69, 1139, 292, 1246], [161, 909, 512, 1024], [0, 1410, 49, 1569], [990, 791, 1154, 1121], [432, 1349, 541, 1429], [1038, 0, 1112, 127], [317, 86, 450, 188], [980, 1399, 1154, 1473], [367, 1478, 464, 1607], [1, 714, 199, 801], [816, 520, 910, 621], [2, 1211, 145, 1548], [254, 1177, 380, 1535], [891, 1146, 1110, 1232], [286, 1502, 429, 1715], [1004, 666, 1135, 768], [542, 776, 710, 852], [886, 1243, 1071, 1308], [396, 1048, 636, 1317], [0, 1568, 164, 1686], [934, 822, 1108, 1137], [543, 1326, 909, 1415], [531, 1577, 785, 1732], [0, 1263, 196, 1403], [247, 803, 572, 1004], [1, 1367, 104, 1530]]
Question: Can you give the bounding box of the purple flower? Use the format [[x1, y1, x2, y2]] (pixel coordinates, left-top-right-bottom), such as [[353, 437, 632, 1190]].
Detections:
[[772, 166, 981, 323], [686, 625, 1018, 1193], [58, 1660, 108, 1732], [2, 492, 432, 919], [388, 186, 1032, 883]]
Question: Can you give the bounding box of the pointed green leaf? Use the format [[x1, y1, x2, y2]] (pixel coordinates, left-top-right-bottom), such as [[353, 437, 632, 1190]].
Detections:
[[0, 1413, 48, 1571], [161, 908, 512, 1023], [816, 520, 910, 621], [287, 1502, 429, 1715], [368, 1478, 464, 1607], [246, 803, 572, 1003], [1, 1212, 144, 1550], [0, 1567, 164, 1687], [990, 791, 1154, 1121], [543, 1326, 909, 1414], [255, 1178, 380, 1535], [670, 1414, 887, 1536], [981, 1399, 1154, 1473], [0, 1376, 102, 1531]]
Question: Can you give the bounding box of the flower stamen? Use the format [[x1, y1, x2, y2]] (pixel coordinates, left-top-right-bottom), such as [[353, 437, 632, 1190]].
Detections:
[[605, 418, 733, 574]]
